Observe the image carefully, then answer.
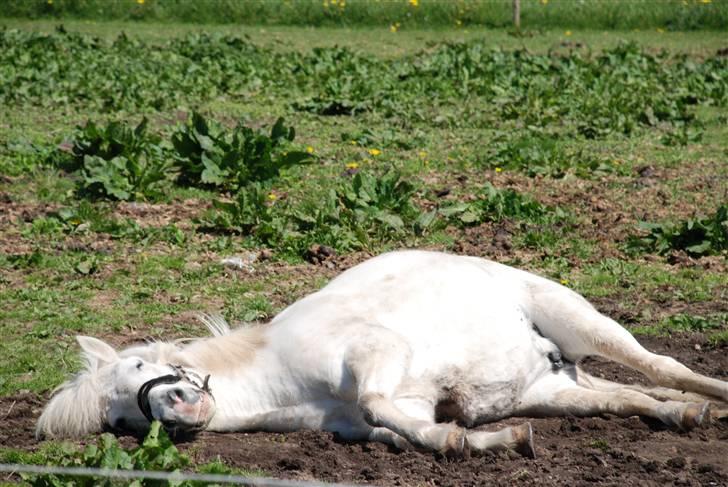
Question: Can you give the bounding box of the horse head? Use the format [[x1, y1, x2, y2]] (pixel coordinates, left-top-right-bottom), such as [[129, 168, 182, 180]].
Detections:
[[36, 336, 216, 439]]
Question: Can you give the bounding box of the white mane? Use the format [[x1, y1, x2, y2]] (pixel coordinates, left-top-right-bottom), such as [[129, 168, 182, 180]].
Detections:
[[35, 353, 111, 439]]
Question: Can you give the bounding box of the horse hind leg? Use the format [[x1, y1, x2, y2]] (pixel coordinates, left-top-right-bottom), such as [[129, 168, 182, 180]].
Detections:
[[578, 370, 728, 420], [526, 282, 728, 402], [518, 370, 710, 430]]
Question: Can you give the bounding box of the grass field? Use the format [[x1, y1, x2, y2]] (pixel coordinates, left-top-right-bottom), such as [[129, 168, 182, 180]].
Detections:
[[0, 16, 726, 482], [2, 0, 727, 30]]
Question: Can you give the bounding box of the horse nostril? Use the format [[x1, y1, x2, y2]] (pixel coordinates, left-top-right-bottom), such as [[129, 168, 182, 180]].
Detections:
[[168, 387, 200, 404], [168, 388, 184, 403]]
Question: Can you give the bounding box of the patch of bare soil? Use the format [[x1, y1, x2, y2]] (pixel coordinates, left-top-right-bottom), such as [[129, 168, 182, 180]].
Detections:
[[3, 334, 727, 486]]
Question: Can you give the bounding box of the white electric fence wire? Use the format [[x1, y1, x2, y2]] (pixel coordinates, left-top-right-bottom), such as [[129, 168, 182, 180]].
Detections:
[[0, 463, 359, 487]]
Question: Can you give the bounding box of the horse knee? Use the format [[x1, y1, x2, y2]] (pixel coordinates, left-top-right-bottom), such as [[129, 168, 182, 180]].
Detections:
[[358, 392, 388, 427]]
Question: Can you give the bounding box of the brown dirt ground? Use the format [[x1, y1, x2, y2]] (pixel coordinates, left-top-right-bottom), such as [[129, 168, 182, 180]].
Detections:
[[2, 334, 727, 486]]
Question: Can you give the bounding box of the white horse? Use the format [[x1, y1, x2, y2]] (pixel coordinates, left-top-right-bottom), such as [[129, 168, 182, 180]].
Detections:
[[36, 250, 727, 457]]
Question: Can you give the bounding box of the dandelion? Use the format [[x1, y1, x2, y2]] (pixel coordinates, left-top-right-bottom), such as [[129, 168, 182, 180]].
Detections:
[[306, 146, 315, 154], [267, 193, 277, 201], [565, 30, 572, 36], [346, 162, 359, 170], [540, 0, 548, 4], [560, 279, 569, 286], [495, 167, 503, 173], [390, 22, 401, 33], [136, 0, 145, 4], [350, 140, 358, 146], [409, 0, 419, 6], [657, 28, 665, 33], [368, 148, 382, 156], [418, 150, 427, 159], [700, 0, 711, 3]]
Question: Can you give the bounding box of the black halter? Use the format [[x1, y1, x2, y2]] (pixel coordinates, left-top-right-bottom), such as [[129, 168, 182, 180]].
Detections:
[[136, 364, 212, 424]]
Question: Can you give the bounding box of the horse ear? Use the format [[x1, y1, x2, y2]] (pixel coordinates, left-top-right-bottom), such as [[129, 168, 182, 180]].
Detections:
[[76, 336, 119, 367]]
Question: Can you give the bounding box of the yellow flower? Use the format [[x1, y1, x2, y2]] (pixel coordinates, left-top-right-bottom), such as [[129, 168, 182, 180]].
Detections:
[[368, 148, 382, 156], [47, 0, 53, 3], [455, 19, 462, 26], [306, 146, 315, 154], [560, 279, 569, 286], [267, 193, 277, 201], [136, 0, 145, 4], [565, 30, 572, 36], [540, 0, 548, 4], [350, 140, 358, 146], [409, 0, 419, 6], [495, 167, 503, 173], [700, 0, 711, 3], [345, 162, 359, 170], [657, 28, 665, 33], [418, 150, 427, 158], [390, 24, 398, 33]]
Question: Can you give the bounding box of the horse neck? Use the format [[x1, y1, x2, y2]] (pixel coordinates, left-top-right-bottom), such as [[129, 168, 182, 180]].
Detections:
[[172, 325, 291, 419]]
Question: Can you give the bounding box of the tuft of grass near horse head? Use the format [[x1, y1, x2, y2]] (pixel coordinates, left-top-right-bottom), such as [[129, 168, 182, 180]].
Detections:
[[0, 17, 726, 482], [0, 421, 268, 484]]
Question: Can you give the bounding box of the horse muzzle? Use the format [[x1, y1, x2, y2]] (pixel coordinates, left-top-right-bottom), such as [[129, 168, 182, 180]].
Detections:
[[137, 366, 216, 433]]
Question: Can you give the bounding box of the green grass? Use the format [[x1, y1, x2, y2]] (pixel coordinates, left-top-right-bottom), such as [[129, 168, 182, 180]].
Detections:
[[1, 0, 727, 30]]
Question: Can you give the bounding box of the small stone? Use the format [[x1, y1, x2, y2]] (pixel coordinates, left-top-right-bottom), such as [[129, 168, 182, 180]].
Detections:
[[220, 252, 259, 272]]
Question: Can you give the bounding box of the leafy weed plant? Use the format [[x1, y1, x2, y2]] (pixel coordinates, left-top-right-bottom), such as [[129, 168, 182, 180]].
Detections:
[[203, 171, 432, 255], [60, 118, 173, 201], [627, 205, 728, 257], [20, 421, 241, 486], [172, 113, 311, 190], [439, 182, 564, 226]]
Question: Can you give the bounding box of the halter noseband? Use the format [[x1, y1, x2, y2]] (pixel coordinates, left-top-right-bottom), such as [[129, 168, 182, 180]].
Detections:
[[136, 364, 212, 424]]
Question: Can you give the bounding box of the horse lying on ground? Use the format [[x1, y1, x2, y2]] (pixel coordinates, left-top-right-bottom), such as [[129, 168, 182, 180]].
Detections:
[[36, 250, 728, 457]]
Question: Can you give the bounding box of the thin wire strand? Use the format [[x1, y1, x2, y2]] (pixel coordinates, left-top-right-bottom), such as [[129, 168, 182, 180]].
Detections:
[[0, 463, 359, 487]]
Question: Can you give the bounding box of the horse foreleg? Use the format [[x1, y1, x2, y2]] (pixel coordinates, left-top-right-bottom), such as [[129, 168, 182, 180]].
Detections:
[[345, 328, 530, 456], [518, 371, 710, 430]]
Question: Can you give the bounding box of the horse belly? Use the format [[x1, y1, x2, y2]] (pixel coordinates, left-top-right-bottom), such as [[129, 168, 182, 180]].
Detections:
[[433, 366, 529, 426]]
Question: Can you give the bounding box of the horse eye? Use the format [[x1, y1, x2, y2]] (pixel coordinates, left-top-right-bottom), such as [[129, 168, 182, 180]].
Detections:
[[136, 361, 143, 370]]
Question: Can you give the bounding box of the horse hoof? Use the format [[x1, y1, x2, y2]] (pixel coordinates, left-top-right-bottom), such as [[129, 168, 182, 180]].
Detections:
[[710, 407, 728, 421], [682, 402, 710, 430], [441, 427, 469, 458], [512, 422, 536, 459]]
